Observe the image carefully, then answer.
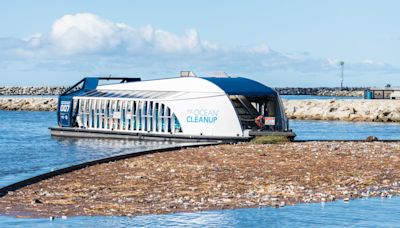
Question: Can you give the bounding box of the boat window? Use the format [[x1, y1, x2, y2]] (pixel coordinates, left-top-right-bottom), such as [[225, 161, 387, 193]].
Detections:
[[74, 98, 182, 134], [174, 115, 182, 132], [228, 95, 286, 131]]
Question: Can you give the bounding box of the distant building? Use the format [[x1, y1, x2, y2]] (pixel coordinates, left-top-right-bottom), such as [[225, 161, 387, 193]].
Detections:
[[364, 87, 400, 99], [390, 91, 400, 100]]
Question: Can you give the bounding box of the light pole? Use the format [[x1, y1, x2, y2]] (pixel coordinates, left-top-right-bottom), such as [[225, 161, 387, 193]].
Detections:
[[339, 61, 344, 90]]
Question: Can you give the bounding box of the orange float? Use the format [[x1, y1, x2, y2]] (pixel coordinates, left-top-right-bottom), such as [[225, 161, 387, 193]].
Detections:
[[255, 115, 265, 128]]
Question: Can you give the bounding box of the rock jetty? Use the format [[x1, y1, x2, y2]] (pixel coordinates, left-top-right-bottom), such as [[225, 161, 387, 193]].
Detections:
[[276, 87, 364, 97], [0, 87, 66, 96], [1, 98, 400, 123], [0, 98, 58, 111], [283, 99, 400, 122], [1, 142, 399, 217], [0, 86, 363, 97]]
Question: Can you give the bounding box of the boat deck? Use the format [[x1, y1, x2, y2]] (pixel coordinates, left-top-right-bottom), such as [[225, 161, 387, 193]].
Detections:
[[50, 127, 296, 142], [50, 127, 252, 143]]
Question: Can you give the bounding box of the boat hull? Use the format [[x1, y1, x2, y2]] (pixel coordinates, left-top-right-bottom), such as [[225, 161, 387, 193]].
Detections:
[[50, 127, 296, 142], [49, 127, 253, 143]]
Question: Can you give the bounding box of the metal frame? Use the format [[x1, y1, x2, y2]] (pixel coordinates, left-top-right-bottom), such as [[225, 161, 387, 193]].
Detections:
[[75, 97, 180, 135]]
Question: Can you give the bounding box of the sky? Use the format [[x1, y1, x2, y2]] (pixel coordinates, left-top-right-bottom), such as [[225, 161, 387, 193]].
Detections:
[[0, 0, 399, 87]]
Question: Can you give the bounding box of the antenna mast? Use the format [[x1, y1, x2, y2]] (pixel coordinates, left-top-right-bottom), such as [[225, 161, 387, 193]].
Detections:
[[339, 61, 344, 90]]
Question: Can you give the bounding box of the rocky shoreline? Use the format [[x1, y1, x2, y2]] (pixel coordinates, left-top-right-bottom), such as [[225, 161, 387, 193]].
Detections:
[[0, 86, 363, 97], [1, 97, 400, 123], [283, 99, 400, 122], [0, 98, 58, 111], [0, 87, 66, 96], [276, 87, 364, 97], [0, 142, 399, 218]]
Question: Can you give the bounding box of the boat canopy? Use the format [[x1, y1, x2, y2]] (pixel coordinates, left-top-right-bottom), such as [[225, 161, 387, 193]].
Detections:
[[95, 77, 277, 97], [203, 77, 277, 97]]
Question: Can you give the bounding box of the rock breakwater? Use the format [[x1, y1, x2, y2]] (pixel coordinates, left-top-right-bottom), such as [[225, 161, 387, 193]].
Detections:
[[283, 99, 400, 122], [276, 87, 364, 97], [0, 86, 363, 97], [0, 98, 58, 111], [1, 98, 400, 123], [0, 87, 66, 96]]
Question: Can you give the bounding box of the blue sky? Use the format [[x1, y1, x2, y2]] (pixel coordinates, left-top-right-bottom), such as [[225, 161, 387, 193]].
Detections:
[[0, 0, 399, 87]]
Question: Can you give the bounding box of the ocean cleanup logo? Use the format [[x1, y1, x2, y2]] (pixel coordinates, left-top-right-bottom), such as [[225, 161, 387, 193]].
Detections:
[[186, 109, 219, 124]]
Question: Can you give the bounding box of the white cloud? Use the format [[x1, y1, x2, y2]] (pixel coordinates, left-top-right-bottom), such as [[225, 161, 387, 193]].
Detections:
[[50, 13, 134, 54], [45, 13, 213, 55], [0, 13, 398, 79], [247, 43, 271, 54], [350, 59, 397, 73], [23, 32, 44, 48], [153, 29, 201, 54], [362, 59, 385, 66]]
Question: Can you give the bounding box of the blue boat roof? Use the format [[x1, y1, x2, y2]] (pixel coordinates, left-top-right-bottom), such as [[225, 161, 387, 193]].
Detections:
[[202, 77, 277, 97]]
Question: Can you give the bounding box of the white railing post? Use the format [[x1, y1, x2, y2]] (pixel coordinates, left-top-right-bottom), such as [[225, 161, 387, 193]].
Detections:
[[158, 103, 162, 133], [152, 102, 157, 133]]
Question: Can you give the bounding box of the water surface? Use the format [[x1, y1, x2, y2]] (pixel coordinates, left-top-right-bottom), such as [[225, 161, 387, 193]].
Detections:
[[291, 120, 400, 140], [2, 111, 400, 188], [1, 197, 399, 227], [0, 111, 203, 188], [1, 110, 400, 227]]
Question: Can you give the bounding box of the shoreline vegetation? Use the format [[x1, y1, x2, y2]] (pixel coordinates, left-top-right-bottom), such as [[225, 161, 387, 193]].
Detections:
[[1, 97, 400, 122], [0, 142, 399, 218]]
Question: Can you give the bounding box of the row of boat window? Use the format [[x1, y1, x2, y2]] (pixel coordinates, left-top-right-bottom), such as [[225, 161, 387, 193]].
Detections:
[[74, 98, 182, 133]]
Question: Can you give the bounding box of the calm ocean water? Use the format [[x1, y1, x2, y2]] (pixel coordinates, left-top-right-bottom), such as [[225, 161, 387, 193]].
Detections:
[[0, 111, 202, 188], [1, 110, 400, 227], [1, 197, 400, 227]]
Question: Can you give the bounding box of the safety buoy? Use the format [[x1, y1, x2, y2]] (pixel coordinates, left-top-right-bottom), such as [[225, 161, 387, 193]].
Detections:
[[255, 115, 265, 128]]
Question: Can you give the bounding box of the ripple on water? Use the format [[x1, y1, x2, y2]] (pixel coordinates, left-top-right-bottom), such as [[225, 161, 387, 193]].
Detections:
[[1, 197, 400, 227], [0, 111, 203, 187], [1, 111, 400, 226]]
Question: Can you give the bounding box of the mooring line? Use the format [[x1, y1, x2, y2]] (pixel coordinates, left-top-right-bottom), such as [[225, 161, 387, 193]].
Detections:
[[0, 142, 219, 198]]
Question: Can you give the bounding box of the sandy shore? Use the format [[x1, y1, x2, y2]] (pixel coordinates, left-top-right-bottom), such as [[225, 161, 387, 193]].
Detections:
[[1, 142, 400, 218]]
